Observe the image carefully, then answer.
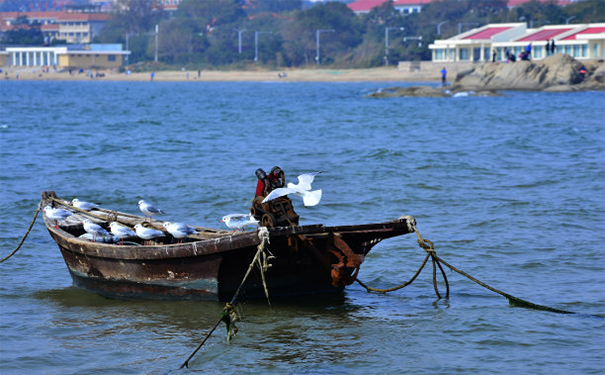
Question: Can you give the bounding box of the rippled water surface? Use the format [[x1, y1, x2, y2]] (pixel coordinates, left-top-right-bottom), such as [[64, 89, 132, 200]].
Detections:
[[1, 80, 604, 375]]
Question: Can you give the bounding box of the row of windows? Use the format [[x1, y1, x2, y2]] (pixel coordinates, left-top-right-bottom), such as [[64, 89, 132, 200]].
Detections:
[[434, 43, 595, 61], [68, 54, 116, 59]]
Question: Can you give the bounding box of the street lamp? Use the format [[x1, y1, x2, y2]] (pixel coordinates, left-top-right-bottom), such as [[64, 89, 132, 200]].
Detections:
[[154, 24, 158, 62], [254, 31, 272, 64], [234, 28, 246, 54], [316, 29, 335, 66], [385, 26, 404, 67], [432, 21, 448, 36], [561, 15, 576, 24]]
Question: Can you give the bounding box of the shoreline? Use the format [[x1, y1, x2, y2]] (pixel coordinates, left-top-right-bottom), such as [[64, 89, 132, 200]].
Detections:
[[1, 66, 442, 83]]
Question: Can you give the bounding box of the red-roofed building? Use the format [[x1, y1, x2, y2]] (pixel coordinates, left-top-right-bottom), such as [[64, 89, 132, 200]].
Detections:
[[430, 23, 527, 62], [347, 0, 437, 15], [507, 0, 574, 7], [493, 23, 605, 60], [0, 11, 110, 44], [347, 0, 389, 14], [430, 22, 605, 62]]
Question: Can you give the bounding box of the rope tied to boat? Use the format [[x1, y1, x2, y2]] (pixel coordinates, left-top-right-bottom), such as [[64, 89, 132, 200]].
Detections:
[[357, 217, 576, 315], [220, 303, 238, 341], [0, 201, 42, 264], [180, 226, 274, 369]]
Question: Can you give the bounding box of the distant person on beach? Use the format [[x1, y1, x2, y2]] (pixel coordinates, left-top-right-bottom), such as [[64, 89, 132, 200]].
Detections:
[[579, 65, 586, 82], [492, 49, 496, 62], [151, 72, 155, 82], [441, 67, 447, 86], [546, 40, 551, 56]]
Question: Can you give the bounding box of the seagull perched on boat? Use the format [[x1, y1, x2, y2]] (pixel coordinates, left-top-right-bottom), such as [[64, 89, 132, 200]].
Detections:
[[134, 224, 164, 240], [43, 206, 74, 227], [83, 219, 110, 241], [137, 200, 165, 222], [220, 214, 259, 231], [162, 221, 197, 242], [109, 222, 137, 244], [262, 172, 322, 207], [71, 198, 100, 211]]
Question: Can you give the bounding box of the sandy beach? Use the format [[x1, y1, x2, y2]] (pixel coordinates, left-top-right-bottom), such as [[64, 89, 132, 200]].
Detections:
[[2, 66, 443, 82]]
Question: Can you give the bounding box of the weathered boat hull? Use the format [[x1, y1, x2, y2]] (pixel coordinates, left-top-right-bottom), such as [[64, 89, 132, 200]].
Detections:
[[41, 191, 415, 301]]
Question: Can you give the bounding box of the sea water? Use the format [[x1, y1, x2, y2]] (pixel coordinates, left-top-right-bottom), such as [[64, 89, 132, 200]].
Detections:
[[0, 80, 603, 374]]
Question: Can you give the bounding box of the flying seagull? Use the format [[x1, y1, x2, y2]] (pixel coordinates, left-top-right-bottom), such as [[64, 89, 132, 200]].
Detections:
[[262, 172, 322, 207]]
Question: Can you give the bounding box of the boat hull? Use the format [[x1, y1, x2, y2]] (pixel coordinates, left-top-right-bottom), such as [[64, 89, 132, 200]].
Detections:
[[41, 191, 415, 301]]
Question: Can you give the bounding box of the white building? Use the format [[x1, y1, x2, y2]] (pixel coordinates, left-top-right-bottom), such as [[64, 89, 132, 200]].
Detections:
[[429, 23, 605, 62]]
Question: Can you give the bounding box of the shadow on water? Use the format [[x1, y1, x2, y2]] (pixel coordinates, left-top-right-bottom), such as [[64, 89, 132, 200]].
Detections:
[[31, 286, 366, 331]]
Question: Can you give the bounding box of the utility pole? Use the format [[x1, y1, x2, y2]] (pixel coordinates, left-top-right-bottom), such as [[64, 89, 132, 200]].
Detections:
[[154, 24, 158, 62], [385, 27, 404, 67], [235, 29, 246, 54], [432, 21, 448, 36], [315, 29, 335, 66], [254, 31, 272, 63]]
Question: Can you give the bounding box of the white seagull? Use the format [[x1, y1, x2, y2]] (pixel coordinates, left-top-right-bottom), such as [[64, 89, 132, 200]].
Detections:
[[137, 200, 165, 221], [134, 224, 164, 240], [83, 219, 110, 241], [261, 172, 322, 207], [220, 214, 259, 231], [43, 206, 74, 227], [71, 198, 100, 211], [163, 222, 197, 242], [109, 221, 137, 241]]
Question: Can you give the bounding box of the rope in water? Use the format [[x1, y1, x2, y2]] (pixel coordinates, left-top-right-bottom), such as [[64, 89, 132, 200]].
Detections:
[[357, 223, 575, 315], [180, 228, 273, 369], [0, 202, 42, 264]]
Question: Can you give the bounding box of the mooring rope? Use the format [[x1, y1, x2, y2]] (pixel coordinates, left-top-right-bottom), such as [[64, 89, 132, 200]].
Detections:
[[0, 202, 42, 264], [180, 227, 273, 369], [357, 222, 575, 315]]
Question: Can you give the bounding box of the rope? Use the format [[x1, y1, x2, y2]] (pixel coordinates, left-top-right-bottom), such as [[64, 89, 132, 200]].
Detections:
[[180, 227, 273, 369], [355, 253, 431, 293], [0, 202, 42, 264], [433, 255, 573, 314], [357, 221, 574, 315]]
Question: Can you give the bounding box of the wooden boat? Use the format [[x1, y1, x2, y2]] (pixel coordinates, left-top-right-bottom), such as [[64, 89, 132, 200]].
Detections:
[[40, 191, 416, 301]]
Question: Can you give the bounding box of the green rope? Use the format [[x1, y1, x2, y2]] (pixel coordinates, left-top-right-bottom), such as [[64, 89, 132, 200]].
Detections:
[[358, 224, 576, 315], [433, 255, 574, 314], [180, 228, 272, 369]]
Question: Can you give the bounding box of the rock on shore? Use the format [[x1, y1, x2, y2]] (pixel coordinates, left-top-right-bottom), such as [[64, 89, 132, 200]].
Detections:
[[452, 54, 605, 92], [367, 54, 604, 97]]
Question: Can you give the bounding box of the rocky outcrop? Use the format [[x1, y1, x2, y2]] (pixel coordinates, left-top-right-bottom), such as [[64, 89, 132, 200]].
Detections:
[[367, 86, 450, 98], [452, 54, 605, 92], [366, 55, 603, 97]]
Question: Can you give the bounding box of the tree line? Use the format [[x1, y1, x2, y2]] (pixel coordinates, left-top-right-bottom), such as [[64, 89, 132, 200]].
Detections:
[[3, 0, 604, 69]]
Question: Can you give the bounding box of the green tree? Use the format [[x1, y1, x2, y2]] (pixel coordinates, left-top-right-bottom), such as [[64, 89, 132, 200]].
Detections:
[[243, 0, 302, 16], [565, 0, 605, 23], [282, 2, 361, 66], [2, 16, 44, 45]]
